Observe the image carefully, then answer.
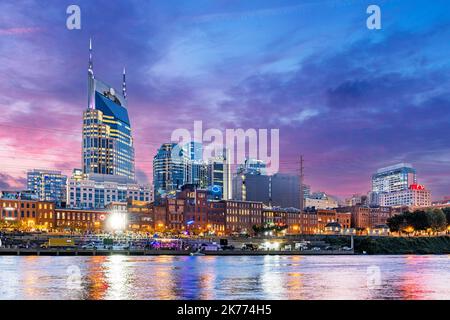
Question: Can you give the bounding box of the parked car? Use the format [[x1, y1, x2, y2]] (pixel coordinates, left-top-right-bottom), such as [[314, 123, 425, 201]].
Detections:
[[81, 242, 97, 250], [200, 243, 221, 251]]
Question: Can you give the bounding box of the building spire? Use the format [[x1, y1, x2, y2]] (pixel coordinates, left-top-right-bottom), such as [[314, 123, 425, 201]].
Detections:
[[87, 37, 95, 109], [88, 38, 93, 74], [122, 67, 127, 99]]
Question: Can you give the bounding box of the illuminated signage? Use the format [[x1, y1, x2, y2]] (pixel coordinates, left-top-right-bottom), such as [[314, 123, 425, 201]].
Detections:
[[409, 184, 425, 190]]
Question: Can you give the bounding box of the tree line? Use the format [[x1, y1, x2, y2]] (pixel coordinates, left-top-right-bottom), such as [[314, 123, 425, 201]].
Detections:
[[387, 207, 450, 235]]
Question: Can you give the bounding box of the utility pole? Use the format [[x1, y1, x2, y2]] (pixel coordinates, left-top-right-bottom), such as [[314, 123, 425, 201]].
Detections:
[[299, 156, 304, 210]]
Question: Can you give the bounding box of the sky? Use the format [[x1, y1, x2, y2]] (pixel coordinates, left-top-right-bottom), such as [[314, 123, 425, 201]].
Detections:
[[0, 0, 449, 200]]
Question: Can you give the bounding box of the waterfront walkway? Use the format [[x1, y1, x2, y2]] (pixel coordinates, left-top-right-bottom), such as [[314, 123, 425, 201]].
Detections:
[[0, 248, 354, 256]]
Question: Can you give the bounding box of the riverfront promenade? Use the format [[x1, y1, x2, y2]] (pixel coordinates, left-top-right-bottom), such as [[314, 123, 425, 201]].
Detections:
[[0, 248, 354, 256]]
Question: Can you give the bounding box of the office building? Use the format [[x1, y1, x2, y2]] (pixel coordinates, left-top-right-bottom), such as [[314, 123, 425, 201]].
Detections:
[[153, 143, 190, 199], [208, 149, 232, 200], [190, 161, 209, 188], [233, 172, 301, 208], [66, 176, 151, 209], [379, 184, 431, 207], [27, 169, 67, 206], [271, 173, 300, 208], [372, 163, 416, 194]]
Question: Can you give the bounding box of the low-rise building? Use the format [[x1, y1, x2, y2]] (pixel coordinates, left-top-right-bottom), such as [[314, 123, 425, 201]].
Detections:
[[0, 198, 55, 229], [338, 205, 392, 231], [336, 212, 351, 229], [223, 200, 263, 235], [304, 192, 338, 209], [54, 208, 106, 231], [66, 177, 151, 209]]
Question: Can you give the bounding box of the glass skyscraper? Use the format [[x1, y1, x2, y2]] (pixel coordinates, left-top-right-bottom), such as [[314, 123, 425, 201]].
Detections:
[[208, 148, 232, 200], [27, 169, 67, 206], [153, 143, 190, 199], [82, 39, 135, 182]]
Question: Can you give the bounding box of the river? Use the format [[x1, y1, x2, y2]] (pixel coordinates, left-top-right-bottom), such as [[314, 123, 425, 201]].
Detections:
[[0, 255, 449, 299]]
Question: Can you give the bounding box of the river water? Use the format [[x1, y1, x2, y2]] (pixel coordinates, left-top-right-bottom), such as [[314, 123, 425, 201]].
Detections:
[[0, 255, 449, 300]]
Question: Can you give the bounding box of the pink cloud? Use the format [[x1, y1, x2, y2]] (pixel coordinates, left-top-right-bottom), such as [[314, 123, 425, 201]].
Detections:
[[0, 27, 42, 35]]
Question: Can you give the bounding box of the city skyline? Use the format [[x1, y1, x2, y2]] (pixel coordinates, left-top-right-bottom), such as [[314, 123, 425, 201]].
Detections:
[[0, 1, 450, 200]]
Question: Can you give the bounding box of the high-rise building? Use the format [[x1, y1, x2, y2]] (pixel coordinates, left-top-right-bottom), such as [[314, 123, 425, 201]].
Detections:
[[372, 163, 416, 194], [153, 143, 189, 199], [27, 169, 67, 206], [271, 173, 301, 208], [186, 142, 208, 188], [82, 39, 135, 182], [190, 161, 209, 188], [208, 149, 232, 200]]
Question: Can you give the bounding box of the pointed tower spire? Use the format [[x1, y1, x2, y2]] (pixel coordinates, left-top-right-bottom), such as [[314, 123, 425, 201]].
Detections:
[[87, 37, 95, 109], [88, 38, 93, 73], [122, 67, 127, 100]]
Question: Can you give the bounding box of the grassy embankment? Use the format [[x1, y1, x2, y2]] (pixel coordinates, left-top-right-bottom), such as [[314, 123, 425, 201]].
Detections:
[[325, 236, 450, 254]]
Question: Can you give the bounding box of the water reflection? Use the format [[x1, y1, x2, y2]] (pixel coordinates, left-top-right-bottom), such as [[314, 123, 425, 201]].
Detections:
[[0, 255, 449, 300]]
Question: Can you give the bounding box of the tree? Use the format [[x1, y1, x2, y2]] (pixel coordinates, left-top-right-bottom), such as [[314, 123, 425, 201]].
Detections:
[[408, 210, 430, 232], [442, 207, 450, 226], [387, 214, 406, 233], [426, 209, 447, 234]]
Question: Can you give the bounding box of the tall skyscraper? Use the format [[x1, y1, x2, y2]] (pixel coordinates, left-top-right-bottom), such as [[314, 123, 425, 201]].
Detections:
[[27, 169, 67, 206], [153, 143, 189, 198], [82, 39, 135, 182]]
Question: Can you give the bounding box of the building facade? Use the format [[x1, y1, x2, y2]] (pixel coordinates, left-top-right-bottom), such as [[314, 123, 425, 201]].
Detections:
[[66, 177, 151, 209], [222, 200, 263, 235], [0, 198, 55, 229], [379, 184, 431, 207], [338, 205, 392, 230]]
